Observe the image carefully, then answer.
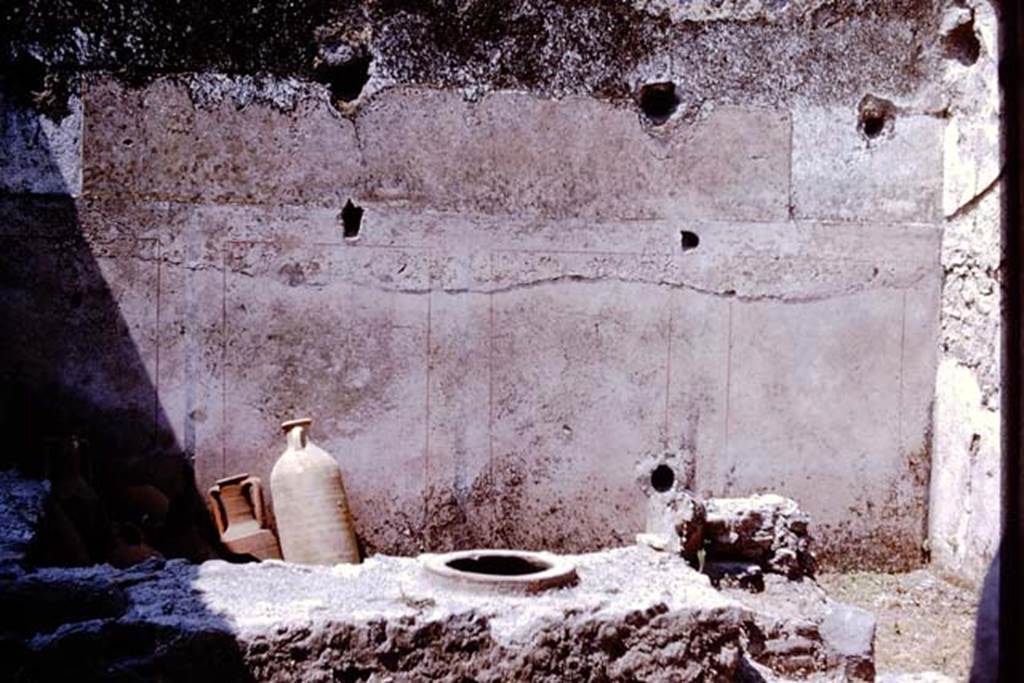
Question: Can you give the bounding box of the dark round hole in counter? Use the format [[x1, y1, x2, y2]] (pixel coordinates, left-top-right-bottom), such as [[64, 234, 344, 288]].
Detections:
[[447, 554, 551, 576], [681, 230, 700, 251]]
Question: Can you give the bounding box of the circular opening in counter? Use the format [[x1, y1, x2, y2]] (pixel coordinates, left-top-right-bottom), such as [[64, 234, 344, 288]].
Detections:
[[447, 554, 550, 576], [419, 549, 578, 592]]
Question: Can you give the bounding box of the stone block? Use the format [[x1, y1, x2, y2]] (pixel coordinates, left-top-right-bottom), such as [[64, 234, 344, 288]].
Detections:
[[83, 76, 362, 205], [792, 105, 943, 222], [819, 600, 876, 681], [358, 88, 790, 220], [724, 574, 876, 682]]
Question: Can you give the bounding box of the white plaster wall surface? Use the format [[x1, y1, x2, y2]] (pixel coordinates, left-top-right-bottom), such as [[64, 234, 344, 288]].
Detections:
[[931, 359, 1000, 582], [3, 0, 976, 573], [792, 105, 944, 223], [5, 74, 938, 568]]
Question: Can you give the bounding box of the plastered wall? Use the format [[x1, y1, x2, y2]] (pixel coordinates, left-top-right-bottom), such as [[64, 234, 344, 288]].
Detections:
[[0, 0, 1000, 572]]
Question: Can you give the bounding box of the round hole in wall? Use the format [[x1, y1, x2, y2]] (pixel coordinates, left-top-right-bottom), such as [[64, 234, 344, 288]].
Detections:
[[861, 114, 886, 138], [680, 230, 700, 251], [638, 82, 679, 125], [314, 51, 372, 103], [341, 199, 363, 238], [857, 94, 896, 140], [651, 464, 675, 492], [942, 18, 981, 66]]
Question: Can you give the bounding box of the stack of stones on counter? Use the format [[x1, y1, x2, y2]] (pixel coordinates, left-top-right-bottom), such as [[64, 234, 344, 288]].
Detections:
[[636, 454, 876, 681], [703, 493, 816, 586], [637, 452, 815, 591]]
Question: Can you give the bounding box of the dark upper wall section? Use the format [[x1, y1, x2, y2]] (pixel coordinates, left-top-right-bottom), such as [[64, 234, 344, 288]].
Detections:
[[3, 0, 946, 117]]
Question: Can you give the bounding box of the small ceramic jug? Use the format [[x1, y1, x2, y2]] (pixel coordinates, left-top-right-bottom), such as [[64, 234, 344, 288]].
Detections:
[[208, 473, 282, 560], [270, 418, 360, 565]]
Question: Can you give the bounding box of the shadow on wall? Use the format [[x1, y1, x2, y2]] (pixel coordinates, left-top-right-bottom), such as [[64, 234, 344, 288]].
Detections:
[[0, 63, 230, 568], [0, 59, 257, 681]]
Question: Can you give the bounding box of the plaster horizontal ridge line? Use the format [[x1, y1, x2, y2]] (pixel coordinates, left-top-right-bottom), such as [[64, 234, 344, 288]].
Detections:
[[791, 212, 944, 229], [72, 188, 743, 223], [6, 240, 934, 280], [62, 194, 944, 232], [77, 187, 783, 224], [221, 270, 930, 304], [78, 190, 351, 210]]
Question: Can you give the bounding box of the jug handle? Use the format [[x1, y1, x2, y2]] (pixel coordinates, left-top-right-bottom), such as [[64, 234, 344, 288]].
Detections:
[[208, 485, 228, 535], [242, 476, 267, 528]]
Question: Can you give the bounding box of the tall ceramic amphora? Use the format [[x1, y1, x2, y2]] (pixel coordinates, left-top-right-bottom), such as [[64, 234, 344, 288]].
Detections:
[[270, 418, 360, 564]]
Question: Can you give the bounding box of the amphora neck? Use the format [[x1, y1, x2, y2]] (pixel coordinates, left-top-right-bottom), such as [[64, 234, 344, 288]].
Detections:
[[286, 425, 308, 451]]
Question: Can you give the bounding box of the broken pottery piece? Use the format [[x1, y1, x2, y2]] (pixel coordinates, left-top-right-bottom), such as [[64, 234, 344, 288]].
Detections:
[[208, 473, 281, 560], [270, 418, 360, 565]]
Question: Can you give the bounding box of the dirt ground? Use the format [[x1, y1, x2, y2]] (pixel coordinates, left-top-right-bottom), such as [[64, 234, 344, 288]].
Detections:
[[817, 569, 980, 681]]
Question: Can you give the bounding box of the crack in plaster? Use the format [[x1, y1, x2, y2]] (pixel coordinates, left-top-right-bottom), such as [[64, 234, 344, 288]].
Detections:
[[944, 165, 1004, 221]]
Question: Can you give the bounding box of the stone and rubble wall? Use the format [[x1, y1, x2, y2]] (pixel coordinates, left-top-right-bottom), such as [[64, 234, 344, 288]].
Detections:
[[0, 0, 1002, 574], [930, 0, 1003, 584]]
